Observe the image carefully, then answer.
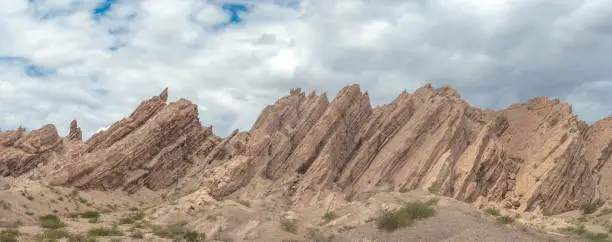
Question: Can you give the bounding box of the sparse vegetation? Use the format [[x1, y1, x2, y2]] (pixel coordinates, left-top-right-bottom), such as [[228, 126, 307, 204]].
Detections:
[[80, 211, 101, 219], [280, 217, 298, 234], [484, 208, 501, 216], [496, 215, 514, 224], [20, 190, 34, 201], [0, 229, 19, 242], [426, 198, 439, 206], [236, 199, 251, 207], [427, 184, 440, 194], [87, 226, 123, 237], [118, 211, 145, 224], [39, 214, 65, 229], [37, 229, 71, 240], [582, 199, 604, 215], [0, 200, 11, 210], [376, 200, 436, 232], [586, 232, 609, 242], [322, 211, 338, 222], [560, 225, 609, 242], [597, 208, 612, 217], [559, 225, 587, 235], [306, 228, 333, 242], [151, 221, 205, 242], [130, 230, 144, 239]]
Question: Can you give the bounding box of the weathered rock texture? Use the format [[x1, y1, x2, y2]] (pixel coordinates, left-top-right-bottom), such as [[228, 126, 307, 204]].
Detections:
[[68, 120, 82, 142], [1, 85, 610, 216], [0, 125, 63, 177]]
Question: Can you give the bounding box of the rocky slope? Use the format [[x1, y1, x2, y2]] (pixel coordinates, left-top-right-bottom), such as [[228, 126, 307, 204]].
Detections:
[[0, 84, 610, 217]]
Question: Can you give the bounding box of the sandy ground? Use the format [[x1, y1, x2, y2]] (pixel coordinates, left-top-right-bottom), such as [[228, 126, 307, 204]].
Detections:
[[0, 177, 602, 241]]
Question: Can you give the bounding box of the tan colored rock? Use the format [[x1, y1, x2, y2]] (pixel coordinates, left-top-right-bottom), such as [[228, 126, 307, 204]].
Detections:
[[1, 84, 610, 217], [49, 89, 210, 193], [0, 125, 63, 177], [193, 84, 609, 215], [68, 120, 82, 142]]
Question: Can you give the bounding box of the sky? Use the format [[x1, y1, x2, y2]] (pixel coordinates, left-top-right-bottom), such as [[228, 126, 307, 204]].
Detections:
[[0, 0, 611, 138]]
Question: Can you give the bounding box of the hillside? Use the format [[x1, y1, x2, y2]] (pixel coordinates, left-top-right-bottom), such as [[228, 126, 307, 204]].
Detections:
[[1, 84, 611, 241]]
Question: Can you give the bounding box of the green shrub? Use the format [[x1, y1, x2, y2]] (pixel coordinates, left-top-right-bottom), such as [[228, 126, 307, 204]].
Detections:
[[39, 214, 65, 229], [583, 199, 604, 215], [237, 200, 251, 208], [0, 229, 19, 242], [586, 232, 609, 242], [484, 208, 501, 216], [306, 228, 333, 242], [130, 230, 144, 239], [376, 200, 436, 232], [597, 208, 612, 217], [80, 211, 100, 219], [322, 212, 338, 222], [87, 226, 123, 237], [0, 220, 23, 229], [559, 225, 587, 235], [427, 184, 440, 194], [496, 215, 514, 224], [426, 198, 439, 206], [151, 221, 205, 242], [280, 217, 298, 234], [376, 210, 413, 232], [118, 211, 145, 224]]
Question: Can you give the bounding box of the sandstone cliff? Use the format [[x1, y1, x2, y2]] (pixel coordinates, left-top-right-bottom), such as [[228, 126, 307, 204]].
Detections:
[[0, 84, 610, 216]]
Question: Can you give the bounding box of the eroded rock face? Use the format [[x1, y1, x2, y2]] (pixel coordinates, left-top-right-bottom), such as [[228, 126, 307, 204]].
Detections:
[[48, 89, 217, 193], [0, 84, 610, 216], [0, 125, 62, 177], [189, 84, 610, 215], [68, 120, 82, 142]]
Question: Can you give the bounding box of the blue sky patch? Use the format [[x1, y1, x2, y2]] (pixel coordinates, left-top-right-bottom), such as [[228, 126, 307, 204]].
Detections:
[[93, 0, 119, 20], [222, 3, 251, 24], [0, 56, 56, 78], [25, 64, 56, 77]]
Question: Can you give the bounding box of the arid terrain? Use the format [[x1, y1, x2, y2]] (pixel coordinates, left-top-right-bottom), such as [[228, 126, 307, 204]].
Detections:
[[1, 84, 611, 241]]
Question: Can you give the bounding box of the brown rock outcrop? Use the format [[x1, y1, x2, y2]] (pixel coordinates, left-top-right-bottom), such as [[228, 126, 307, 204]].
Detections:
[[49, 88, 217, 193], [0, 84, 610, 216], [187, 84, 610, 215], [0, 125, 63, 177], [67, 120, 82, 142]]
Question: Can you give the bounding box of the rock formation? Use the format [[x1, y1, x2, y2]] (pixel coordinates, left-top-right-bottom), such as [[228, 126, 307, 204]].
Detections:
[[0, 125, 63, 177], [0, 84, 610, 216], [67, 120, 82, 142]]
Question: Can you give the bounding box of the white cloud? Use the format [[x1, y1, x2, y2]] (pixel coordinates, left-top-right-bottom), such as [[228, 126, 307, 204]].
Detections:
[[0, 0, 611, 138]]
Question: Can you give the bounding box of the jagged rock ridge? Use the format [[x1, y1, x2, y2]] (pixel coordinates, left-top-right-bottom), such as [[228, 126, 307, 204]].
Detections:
[[0, 84, 610, 216]]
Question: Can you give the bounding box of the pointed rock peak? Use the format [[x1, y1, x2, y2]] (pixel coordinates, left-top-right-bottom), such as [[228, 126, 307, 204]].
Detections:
[[437, 85, 461, 98], [308, 90, 317, 98], [321, 92, 328, 100], [290, 88, 302, 96], [159, 87, 169, 102], [231, 129, 240, 137], [526, 96, 549, 105], [340, 84, 361, 93], [68, 120, 82, 141], [334, 84, 363, 100], [392, 90, 410, 103]]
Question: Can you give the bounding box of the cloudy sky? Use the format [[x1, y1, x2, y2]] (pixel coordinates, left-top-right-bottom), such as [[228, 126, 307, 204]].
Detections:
[[0, 0, 611, 138]]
